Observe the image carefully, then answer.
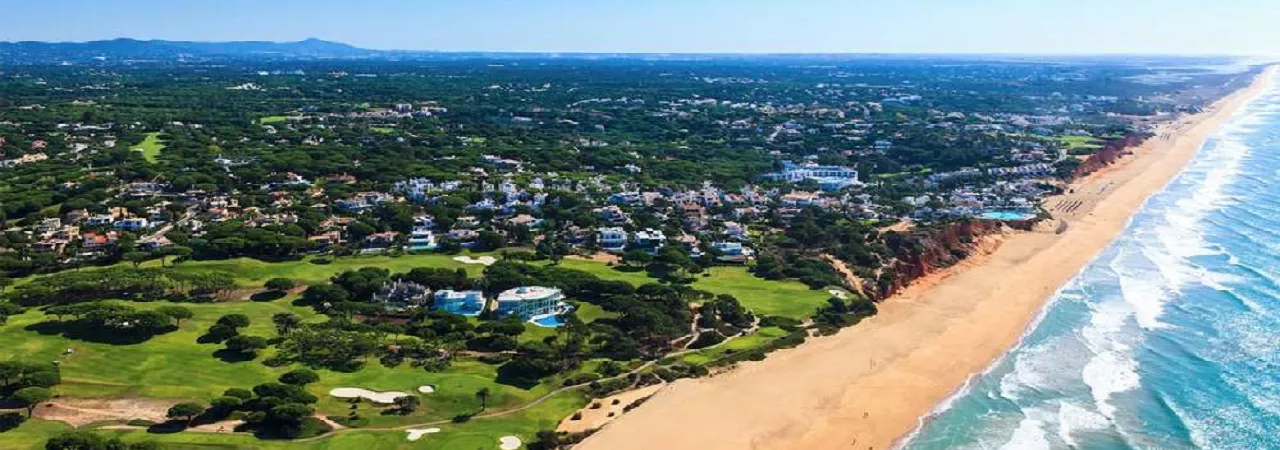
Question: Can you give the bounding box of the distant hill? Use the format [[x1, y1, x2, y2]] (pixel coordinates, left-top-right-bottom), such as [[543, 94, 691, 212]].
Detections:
[[0, 38, 376, 63]]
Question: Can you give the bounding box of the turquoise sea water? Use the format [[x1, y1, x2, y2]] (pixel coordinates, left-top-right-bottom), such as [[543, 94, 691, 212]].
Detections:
[[903, 72, 1280, 450]]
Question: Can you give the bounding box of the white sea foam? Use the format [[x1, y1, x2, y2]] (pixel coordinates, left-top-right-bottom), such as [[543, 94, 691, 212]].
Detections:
[[998, 417, 1051, 450], [1078, 275, 1140, 419], [902, 72, 1280, 450], [1114, 252, 1168, 330], [998, 344, 1048, 402], [1056, 402, 1110, 447]]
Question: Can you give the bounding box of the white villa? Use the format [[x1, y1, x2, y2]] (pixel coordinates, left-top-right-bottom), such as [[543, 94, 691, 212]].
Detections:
[[597, 227, 627, 253], [495, 286, 567, 320], [433, 290, 486, 316], [766, 160, 860, 191]]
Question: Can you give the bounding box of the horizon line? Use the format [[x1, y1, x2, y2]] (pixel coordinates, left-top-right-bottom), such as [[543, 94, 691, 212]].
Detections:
[[0, 37, 1273, 59]]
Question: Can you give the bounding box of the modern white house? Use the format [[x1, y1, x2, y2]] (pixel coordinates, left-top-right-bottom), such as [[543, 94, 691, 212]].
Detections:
[[495, 286, 567, 320], [408, 226, 437, 251], [766, 160, 861, 191], [113, 217, 151, 231], [597, 227, 628, 253], [433, 290, 486, 316], [634, 228, 666, 253]]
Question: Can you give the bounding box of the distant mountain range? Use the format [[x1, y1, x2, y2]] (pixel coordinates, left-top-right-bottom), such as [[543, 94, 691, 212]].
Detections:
[[0, 38, 377, 63]]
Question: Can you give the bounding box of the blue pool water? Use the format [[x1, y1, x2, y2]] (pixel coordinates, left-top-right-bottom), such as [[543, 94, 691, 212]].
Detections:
[[904, 72, 1280, 449], [530, 314, 564, 328], [980, 210, 1037, 221]]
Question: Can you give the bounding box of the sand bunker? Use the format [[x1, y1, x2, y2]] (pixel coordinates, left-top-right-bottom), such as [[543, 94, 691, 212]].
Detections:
[[36, 398, 173, 427], [499, 435, 522, 450], [418, 385, 436, 394], [328, 387, 411, 404], [406, 428, 441, 441], [453, 255, 497, 265]]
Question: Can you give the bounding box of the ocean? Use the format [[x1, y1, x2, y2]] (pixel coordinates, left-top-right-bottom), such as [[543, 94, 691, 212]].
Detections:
[[902, 73, 1280, 450]]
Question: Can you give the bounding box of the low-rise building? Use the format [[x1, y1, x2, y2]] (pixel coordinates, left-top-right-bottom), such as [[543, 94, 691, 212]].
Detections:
[[433, 290, 487, 316], [634, 228, 666, 253], [597, 227, 628, 253], [495, 286, 567, 320], [372, 280, 432, 310]]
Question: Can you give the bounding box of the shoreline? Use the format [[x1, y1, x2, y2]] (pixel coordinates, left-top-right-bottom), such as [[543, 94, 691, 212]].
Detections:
[[574, 66, 1275, 450]]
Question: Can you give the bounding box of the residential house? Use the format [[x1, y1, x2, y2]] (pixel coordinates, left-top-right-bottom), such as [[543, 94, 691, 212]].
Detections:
[[433, 290, 486, 316], [597, 227, 628, 253], [372, 280, 432, 310]]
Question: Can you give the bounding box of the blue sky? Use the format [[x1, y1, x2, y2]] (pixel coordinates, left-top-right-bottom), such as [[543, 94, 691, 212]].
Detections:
[[2, 0, 1278, 54]]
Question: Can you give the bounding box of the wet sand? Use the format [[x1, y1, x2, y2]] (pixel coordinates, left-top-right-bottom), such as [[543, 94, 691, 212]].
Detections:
[[575, 66, 1274, 450]]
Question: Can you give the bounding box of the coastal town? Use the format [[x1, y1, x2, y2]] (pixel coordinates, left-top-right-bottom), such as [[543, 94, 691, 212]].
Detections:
[[0, 38, 1266, 450]]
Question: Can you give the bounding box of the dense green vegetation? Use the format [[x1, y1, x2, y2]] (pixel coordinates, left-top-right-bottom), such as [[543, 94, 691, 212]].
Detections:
[[0, 53, 1255, 448]]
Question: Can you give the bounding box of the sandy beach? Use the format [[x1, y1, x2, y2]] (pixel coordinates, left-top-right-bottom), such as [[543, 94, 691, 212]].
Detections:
[[575, 66, 1275, 450]]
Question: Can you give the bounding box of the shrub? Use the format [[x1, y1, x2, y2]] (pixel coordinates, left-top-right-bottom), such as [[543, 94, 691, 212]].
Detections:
[[279, 368, 320, 386], [0, 412, 26, 432]]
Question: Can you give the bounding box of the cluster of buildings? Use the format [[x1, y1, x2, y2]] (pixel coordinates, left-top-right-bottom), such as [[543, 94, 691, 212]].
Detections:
[[765, 160, 861, 191], [369, 280, 568, 325]]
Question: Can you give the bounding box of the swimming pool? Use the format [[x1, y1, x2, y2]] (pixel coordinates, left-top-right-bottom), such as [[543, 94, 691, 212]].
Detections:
[[530, 314, 564, 328], [978, 210, 1036, 221]]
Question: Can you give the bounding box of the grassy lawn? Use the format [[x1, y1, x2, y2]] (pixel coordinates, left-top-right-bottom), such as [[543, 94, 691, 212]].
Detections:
[[0, 387, 584, 449], [1057, 135, 1104, 150], [543, 259, 657, 286], [259, 115, 289, 124], [0, 419, 72, 450], [370, 127, 396, 134], [0, 299, 323, 400], [679, 326, 789, 366], [131, 132, 165, 163], [544, 260, 827, 320], [0, 293, 591, 448], [690, 267, 829, 319], [573, 302, 616, 323], [0, 253, 828, 448], [150, 252, 492, 287]]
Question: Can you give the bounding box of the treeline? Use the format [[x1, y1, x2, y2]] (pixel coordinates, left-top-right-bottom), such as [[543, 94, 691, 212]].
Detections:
[[4, 268, 235, 306]]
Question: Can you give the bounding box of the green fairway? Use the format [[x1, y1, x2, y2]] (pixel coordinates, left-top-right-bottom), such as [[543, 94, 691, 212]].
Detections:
[[547, 260, 827, 319], [259, 115, 289, 124], [0, 252, 826, 448], [120, 252, 489, 287], [542, 259, 657, 286], [0, 293, 592, 448], [1057, 135, 1104, 150], [0, 299, 323, 400], [0, 419, 72, 450], [131, 132, 165, 163], [679, 326, 789, 366], [690, 267, 830, 319], [0, 387, 584, 449]]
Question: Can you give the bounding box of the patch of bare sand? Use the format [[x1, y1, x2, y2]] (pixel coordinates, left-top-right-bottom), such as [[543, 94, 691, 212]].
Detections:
[[557, 384, 666, 433], [35, 398, 174, 427], [187, 419, 246, 433], [568, 252, 621, 264]]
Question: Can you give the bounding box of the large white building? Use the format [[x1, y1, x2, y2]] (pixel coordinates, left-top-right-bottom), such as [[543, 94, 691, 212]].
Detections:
[[766, 161, 860, 191], [495, 286, 567, 320]]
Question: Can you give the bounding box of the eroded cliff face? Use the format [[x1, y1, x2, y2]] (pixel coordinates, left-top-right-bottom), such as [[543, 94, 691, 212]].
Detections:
[[871, 220, 1006, 300], [1072, 133, 1148, 178]]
